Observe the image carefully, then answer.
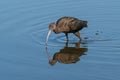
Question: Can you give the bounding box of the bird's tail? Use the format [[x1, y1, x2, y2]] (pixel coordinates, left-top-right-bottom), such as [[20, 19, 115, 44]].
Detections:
[[83, 20, 88, 23], [82, 20, 88, 27]]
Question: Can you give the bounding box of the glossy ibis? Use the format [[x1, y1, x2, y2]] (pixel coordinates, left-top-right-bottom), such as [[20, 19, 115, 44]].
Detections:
[[46, 16, 88, 45]]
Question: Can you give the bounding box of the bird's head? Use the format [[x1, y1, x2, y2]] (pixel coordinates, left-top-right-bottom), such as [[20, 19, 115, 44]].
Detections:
[[49, 23, 56, 30], [46, 22, 56, 45]]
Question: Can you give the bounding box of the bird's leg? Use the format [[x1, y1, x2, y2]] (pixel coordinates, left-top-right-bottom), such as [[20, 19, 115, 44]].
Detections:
[[65, 41, 68, 47], [73, 31, 82, 41], [65, 33, 69, 41], [75, 41, 80, 48]]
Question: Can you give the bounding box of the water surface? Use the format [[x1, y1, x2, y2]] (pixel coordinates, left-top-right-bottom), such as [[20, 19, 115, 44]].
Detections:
[[0, 0, 120, 80]]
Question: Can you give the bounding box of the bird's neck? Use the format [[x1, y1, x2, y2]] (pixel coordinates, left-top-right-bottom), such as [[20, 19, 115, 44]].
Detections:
[[53, 27, 60, 34]]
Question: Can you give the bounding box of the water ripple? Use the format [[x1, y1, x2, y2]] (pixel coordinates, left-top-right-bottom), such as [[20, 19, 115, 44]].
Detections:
[[0, 0, 116, 47], [0, 0, 120, 80]]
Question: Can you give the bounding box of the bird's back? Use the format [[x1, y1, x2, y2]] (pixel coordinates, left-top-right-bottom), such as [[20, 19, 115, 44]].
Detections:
[[56, 16, 87, 33]]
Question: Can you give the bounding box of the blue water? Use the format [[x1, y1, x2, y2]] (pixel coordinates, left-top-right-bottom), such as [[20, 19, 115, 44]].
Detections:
[[0, 0, 120, 80]]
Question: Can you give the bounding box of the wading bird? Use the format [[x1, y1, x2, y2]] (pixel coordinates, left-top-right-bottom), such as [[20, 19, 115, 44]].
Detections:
[[46, 16, 88, 45]]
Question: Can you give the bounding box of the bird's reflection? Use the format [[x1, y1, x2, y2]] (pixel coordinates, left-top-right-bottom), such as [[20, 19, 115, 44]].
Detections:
[[46, 41, 88, 66]]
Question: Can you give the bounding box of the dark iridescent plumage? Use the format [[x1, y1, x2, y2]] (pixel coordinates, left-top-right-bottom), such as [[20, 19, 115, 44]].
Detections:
[[46, 16, 88, 45]]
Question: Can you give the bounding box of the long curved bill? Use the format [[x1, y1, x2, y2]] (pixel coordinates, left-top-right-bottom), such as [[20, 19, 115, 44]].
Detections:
[[46, 30, 52, 45]]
